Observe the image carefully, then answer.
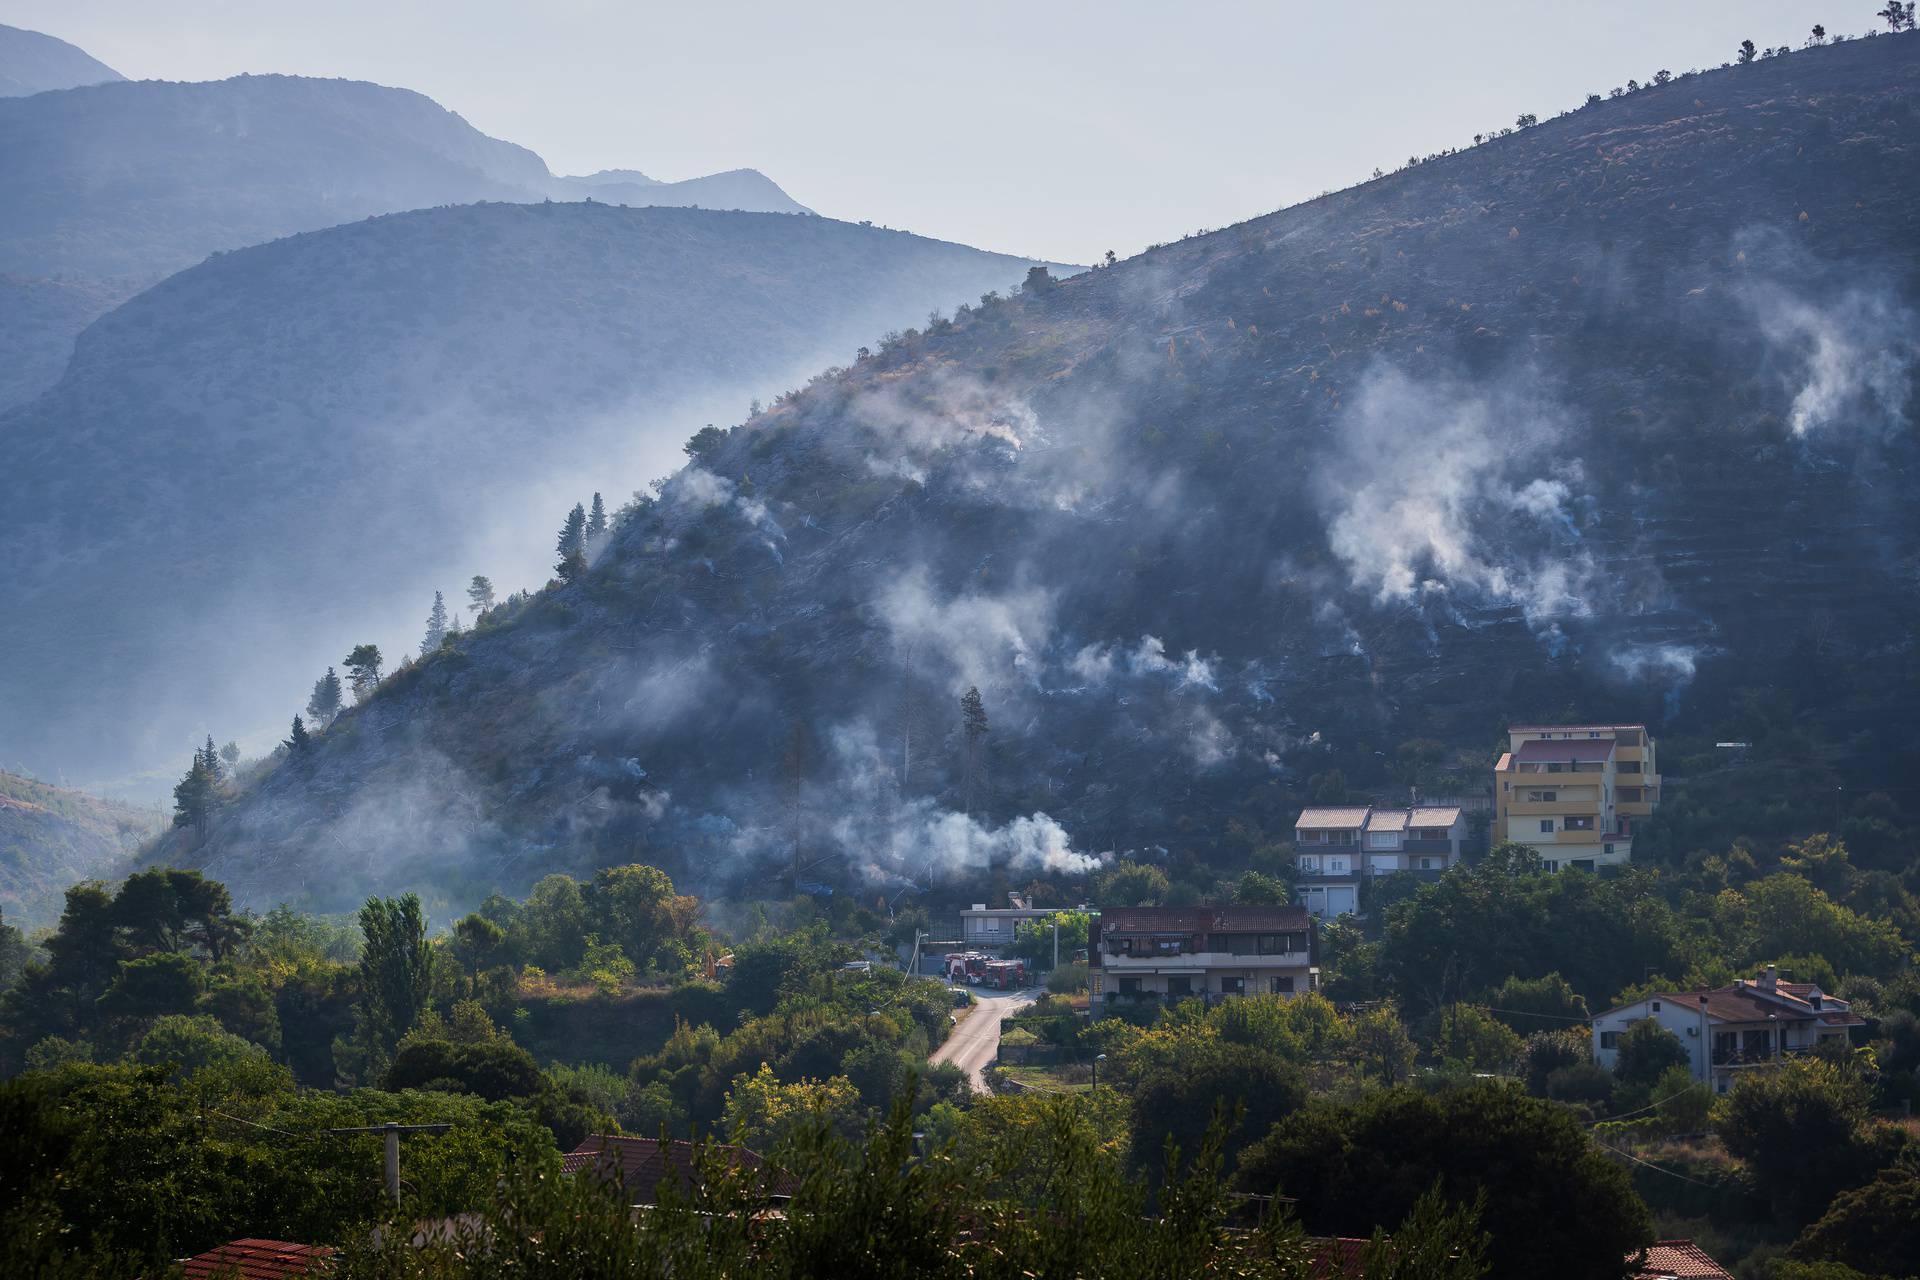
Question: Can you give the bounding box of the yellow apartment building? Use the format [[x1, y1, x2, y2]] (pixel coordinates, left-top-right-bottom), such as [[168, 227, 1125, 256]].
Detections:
[[1492, 723, 1659, 870]]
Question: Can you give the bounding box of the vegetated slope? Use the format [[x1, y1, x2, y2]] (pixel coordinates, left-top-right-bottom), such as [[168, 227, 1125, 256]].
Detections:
[[0, 23, 123, 97], [0, 73, 810, 408], [172, 36, 1920, 914], [0, 201, 1063, 786], [561, 167, 810, 215], [0, 771, 161, 927]]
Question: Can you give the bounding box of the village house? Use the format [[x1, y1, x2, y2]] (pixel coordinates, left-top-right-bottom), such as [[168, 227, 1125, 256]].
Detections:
[[1591, 966, 1863, 1093], [1291, 804, 1467, 919], [1493, 723, 1659, 870], [1089, 904, 1317, 1010], [958, 893, 1068, 949]]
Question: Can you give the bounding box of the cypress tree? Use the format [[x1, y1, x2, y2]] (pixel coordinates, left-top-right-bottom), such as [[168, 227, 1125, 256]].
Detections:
[[586, 492, 608, 543], [557, 503, 588, 559]]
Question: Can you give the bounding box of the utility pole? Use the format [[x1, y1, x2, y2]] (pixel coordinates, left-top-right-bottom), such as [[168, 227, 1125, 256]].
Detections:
[[1052, 918, 1060, 971], [326, 1121, 452, 1207]]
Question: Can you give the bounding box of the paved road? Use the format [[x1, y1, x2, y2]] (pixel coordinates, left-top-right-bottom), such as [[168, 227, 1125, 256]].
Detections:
[[930, 986, 1038, 1094]]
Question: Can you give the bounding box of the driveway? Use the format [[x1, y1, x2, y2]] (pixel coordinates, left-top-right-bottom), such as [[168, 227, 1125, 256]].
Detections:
[[929, 986, 1038, 1094]]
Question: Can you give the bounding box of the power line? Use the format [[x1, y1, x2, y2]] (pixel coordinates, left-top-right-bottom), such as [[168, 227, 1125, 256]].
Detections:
[[1592, 1140, 1720, 1189]]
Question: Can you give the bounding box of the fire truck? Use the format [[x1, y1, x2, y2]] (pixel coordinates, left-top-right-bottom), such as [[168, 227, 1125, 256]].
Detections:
[[979, 959, 1028, 990], [943, 951, 990, 983]]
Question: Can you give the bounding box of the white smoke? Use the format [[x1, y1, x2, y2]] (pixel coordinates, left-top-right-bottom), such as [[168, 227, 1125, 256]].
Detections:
[[1321, 366, 1596, 626], [1065, 634, 1218, 691], [876, 568, 1052, 693], [1750, 286, 1915, 438]]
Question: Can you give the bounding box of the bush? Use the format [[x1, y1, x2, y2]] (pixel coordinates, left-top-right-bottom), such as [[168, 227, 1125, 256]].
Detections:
[[1046, 962, 1089, 994]]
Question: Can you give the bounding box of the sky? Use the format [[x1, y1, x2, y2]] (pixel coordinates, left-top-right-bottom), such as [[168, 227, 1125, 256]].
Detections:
[[8, 0, 1878, 263]]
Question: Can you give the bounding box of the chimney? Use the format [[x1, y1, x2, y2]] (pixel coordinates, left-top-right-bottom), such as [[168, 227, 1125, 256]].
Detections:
[[1761, 964, 1777, 993]]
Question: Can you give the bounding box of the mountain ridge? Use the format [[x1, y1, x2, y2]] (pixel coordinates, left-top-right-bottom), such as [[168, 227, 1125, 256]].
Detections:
[[0, 23, 123, 98], [155, 32, 1920, 914]]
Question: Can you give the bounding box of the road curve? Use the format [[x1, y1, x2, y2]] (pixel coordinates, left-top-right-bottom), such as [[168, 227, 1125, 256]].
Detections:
[[929, 986, 1038, 1094]]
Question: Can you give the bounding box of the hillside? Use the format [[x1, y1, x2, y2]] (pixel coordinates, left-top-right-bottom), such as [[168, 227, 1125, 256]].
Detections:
[[0, 23, 123, 97], [0, 771, 161, 927], [0, 201, 1063, 786], [0, 72, 810, 409], [165, 35, 1920, 913]]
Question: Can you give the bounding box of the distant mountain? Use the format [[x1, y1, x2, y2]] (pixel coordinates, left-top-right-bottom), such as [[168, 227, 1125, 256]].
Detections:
[[1, 771, 161, 927], [0, 72, 810, 408], [0, 200, 1066, 787], [161, 35, 1920, 916], [0, 23, 123, 97]]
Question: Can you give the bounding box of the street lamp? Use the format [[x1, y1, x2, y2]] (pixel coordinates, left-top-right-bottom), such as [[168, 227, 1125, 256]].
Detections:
[[1092, 1052, 1107, 1091]]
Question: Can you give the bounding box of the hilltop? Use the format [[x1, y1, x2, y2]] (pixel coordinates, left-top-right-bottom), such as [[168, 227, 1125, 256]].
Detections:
[[0, 23, 122, 97], [0, 201, 1064, 785], [160, 34, 1920, 912], [0, 71, 810, 409], [0, 771, 161, 927]]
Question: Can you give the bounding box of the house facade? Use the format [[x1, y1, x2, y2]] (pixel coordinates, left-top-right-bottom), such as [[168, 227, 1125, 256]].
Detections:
[[1089, 905, 1317, 1011], [958, 894, 1061, 948], [1591, 967, 1862, 1093], [1291, 804, 1467, 919], [1493, 723, 1658, 869]]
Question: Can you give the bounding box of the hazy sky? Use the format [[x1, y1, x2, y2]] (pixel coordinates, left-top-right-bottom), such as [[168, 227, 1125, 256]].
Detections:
[[11, 0, 1874, 263]]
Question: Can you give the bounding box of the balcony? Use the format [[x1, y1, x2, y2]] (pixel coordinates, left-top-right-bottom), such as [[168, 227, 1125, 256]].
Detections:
[[1102, 950, 1311, 971]]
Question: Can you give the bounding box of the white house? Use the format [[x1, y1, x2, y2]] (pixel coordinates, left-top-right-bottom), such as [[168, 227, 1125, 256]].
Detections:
[[958, 895, 1065, 948], [1292, 804, 1467, 919], [1591, 967, 1862, 1093]]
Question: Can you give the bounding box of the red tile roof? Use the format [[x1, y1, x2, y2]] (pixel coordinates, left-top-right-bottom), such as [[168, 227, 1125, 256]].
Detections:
[[1364, 810, 1409, 832], [1615, 980, 1863, 1028], [1407, 806, 1462, 827], [563, 1135, 797, 1203], [1295, 806, 1372, 829], [1513, 738, 1615, 764], [1510, 723, 1648, 733], [1634, 1239, 1734, 1279], [181, 1239, 334, 1279]]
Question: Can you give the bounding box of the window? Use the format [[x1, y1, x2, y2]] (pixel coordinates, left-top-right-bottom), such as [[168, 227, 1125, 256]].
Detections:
[[1297, 856, 1320, 873], [1543, 860, 1559, 871], [1618, 761, 1641, 774], [1571, 859, 1595, 872], [1367, 832, 1398, 848], [1219, 976, 1245, 995], [1603, 843, 1615, 856], [1270, 975, 1296, 994], [1119, 977, 1141, 995], [1539, 819, 1554, 833], [1619, 787, 1641, 802], [1419, 828, 1448, 841], [1564, 815, 1595, 831], [1525, 789, 1558, 802], [1418, 858, 1434, 870], [1166, 976, 1192, 997], [1600, 1031, 1620, 1049], [986, 918, 1002, 932], [1328, 857, 1348, 874]]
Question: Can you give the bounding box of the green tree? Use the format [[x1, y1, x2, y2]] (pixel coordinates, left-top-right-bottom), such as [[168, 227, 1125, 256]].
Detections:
[[343, 644, 383, 702], [555, 546, 589, 584], [1096, 861, 1170, 907], [1009, 910, 1090, 969], [284, 715, 311, 753], [1486, 972, 1589, 1035], [722, 1062, 863, 1150], [421, 590, 449, 655], [589, 864, 684, 973], [350, 894, 432, 1078], [1714, 1057, 1900, 1222], [1516, 1029, 1588, 1096], [1241, 1083, 1651, 1279], [1613, 1018, 1690, 1091], [170, 752, 219, 837], [450, 913, 505, 977], [466, 575, 495, 619], [1737, 39, 1757, 63], [132, 1013, 263, 1075], [96, 952, 207, 1021], [1792, 1165, 1920, 1275], [1352, 1005, 1419, 1086], [1428, 1004, 1521, 1071], [556, 502, 588, 559], [586, 492, 608, 543], [306, 667, 344, 725], [1021, 265, 1056, 294], [960, 686, 988, 815], [1130, 1045, 1306, 1182]]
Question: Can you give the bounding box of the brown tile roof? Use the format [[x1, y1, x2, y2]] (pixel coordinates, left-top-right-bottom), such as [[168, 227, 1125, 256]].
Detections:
[[1295, 806, 1371, 829], [1513, 738, 1615, 764], [181, 1240, 334, 1279], [1619, 980, 1862, 1028], [1364, 810, 1409, 832], [1634, 1239, 1734, 1279], [563, 1135, 797, 1203], [1407, 806, 1462, 827], [1511, 723, 1648, 733], [1099, 904, 1313, 934]]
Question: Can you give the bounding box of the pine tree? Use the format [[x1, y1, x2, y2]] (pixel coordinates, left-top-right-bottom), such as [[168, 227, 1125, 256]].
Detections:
[[421, 591, 449, 655], [586, 492, 608, 544], [961, 687, 989, 816], [307, 667, 344, 725], [285, 715, 311, 753], [345, 644, 383, 702], [200, 734, 224, 784], [555, 547, 589, 584], [467, 575, 495, 619], [172, 751, 219, 836], [557, 503, 588, 559]]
